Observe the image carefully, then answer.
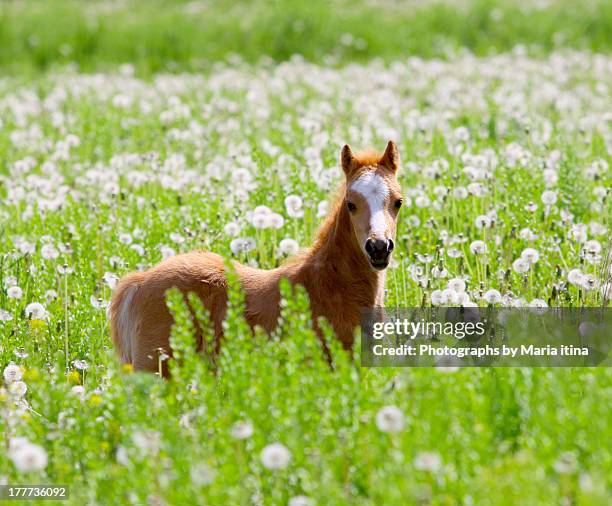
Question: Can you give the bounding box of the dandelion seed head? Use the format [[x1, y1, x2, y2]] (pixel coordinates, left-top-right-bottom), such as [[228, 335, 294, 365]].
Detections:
[[7, 286, 23, 299], [414, 451, 442, 472], [512, 258, 530, 274], [483, 289, 502, 304], [25, 302, 48, 320], [260, 443, 291, 470], [375, 405, 405, 433], [288, 496, 315, 506], [9, 439, 48, 472], [541, 190, 557, 206], [3, 364, 23, 384], [469, 240, 487, 255], [230, 421, 254, 440], [521, 248, 540, 264]]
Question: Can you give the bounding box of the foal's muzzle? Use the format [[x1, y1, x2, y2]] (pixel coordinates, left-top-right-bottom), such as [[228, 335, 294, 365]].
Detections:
[[365, 238, 394, 270]]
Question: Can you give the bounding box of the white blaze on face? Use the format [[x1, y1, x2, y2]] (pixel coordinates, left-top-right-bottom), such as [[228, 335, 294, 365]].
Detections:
[[350, 172, 390, 237]]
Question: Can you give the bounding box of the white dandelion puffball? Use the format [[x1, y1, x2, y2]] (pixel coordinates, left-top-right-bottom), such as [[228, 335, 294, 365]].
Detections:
[[4, 363, 23, 383], [170, 232, 185, 244], [90, 296, 108, 309], [415, 195, 430, 208], [580, 273, 598, 291], [431, 266, 448, 279], [584, 240, 601, 254], [483, 289, 502, 305], [268, 213, 285, 229], [25, 302, 48, 320], [45, 289, 57, 301], [567, 268, 584, 286], [224, 221, 241, 237], [160, 246, 176, 259], [529, 299, 548, 308], [41, 244, 59, 260], [253, 205, 272, 216], [521, 248, 540, 264], [7, 286, 23, 299], [441, 288, 461, 305], [130, 244, 145, 257], [288, 496, 315, 506], [512, 258, 530, 274], [0, 309, 13, 322], [414, 451, 442, 473], [103, 272, 119, 290], [132, 430, 161, 456], [71, 385, 85, 398], [453, 186, 468, 199], [116, 445, 130, 466], [601, 282, 612, 300], [543, 169, 558, 186], [72, 359, 89, 371], [375, 405, 406, 433], [570, 224, 588, 243], [9, 439, 48, 472], [251, 212, 270, 229], [469, 240, 487, 255], [430, 290, 444, 306], [285, 195, 304, 218], [189, 462, 216, 487], [230, 421, 254, 440], [9, 437, 29, 452], [541, 190, 557, 206], [57, 264, 74, 275], [279, 238, 299, 256], [317, 200, 329, 218], [553, 452, 577, 474], [118, 233, 133, 245], [260, 443, 291, 470], [447, 278, 466, 294], [474, 215, 491, 229], [230, 237, 256, 256], [519, 227, 537, 241]]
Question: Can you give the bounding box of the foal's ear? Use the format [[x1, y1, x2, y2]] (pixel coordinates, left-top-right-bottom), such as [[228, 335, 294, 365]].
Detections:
[[380, 140, 400, 172], [341, 144, 357, 177]]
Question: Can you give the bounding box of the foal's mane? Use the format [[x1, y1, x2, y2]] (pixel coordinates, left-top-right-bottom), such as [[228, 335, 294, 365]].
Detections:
[[349, 148, 385, 168]]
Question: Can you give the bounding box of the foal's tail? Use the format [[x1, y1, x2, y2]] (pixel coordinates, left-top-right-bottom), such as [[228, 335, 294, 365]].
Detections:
[[108, 273, 144, 365]]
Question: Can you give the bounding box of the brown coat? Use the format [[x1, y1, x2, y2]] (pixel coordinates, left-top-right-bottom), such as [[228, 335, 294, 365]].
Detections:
[[109, 142, 402, 373]]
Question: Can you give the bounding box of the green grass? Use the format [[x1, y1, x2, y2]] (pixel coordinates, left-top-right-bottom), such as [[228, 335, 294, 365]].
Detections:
[[4, 285, 611, 504], [0, 0, 611, 75]]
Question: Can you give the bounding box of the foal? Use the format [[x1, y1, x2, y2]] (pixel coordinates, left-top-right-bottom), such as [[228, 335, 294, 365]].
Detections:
[[109, 141, 403, 372]]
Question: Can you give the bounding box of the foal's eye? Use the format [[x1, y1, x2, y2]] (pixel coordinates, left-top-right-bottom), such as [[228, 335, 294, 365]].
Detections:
[[394, 199, 403, 209], [347, 201, 357, 212]]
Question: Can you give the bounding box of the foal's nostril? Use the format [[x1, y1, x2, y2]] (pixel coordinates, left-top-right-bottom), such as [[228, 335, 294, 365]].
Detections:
[[387, 239, 394, 252], [365, 239, 375, 254]]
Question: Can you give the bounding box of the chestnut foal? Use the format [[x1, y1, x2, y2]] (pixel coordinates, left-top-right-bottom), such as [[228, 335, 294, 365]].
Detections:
[[109, 141, 403, 373]]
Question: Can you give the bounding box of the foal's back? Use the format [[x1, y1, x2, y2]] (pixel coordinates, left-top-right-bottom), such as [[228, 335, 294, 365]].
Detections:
[[109, 250, 285, 373], [109, 251, 229, 372]]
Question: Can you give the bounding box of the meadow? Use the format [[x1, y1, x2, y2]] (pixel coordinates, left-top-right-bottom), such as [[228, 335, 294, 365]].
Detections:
[[1, 1, 611, 505], [1, 0, 612, 74]]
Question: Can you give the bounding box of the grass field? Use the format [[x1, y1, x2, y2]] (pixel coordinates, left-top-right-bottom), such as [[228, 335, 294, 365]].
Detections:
[[1, 0, 612, 74], [1, 1, 611, 505]]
